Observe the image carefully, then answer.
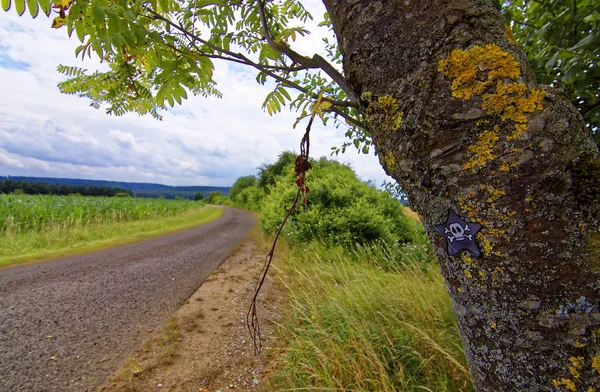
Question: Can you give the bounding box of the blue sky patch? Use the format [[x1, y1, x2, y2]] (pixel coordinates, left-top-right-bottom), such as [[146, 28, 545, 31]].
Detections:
[[0, 46, 30, 70]]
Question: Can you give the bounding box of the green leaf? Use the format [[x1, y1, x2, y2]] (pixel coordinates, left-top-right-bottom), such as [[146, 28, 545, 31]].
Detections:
[[25, 0, 36, 17], [91, 38, 103, 56], [279, 87, 291, 100], [123, 31, 136, 47], [175, 84, 187, 100], [569, 34, 596, 51], [13, 0, 24, 15], [545, 50, 559, 70], [107, 12, 121, 33], [1, 0, 10, 12], [38, 0, 49, 15], [93, 6, 106, 25], [261, 44, 281, 61], [74, 20, 85, 42], [111, 33, 122, 49], [134, 26, 146, 44]]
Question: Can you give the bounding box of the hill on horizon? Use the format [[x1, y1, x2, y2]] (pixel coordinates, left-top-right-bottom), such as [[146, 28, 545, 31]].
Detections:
[[1, 176, 230, 200]]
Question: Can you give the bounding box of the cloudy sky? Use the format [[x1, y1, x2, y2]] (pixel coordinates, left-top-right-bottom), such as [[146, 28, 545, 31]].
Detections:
[[0, 2, 389, 187]]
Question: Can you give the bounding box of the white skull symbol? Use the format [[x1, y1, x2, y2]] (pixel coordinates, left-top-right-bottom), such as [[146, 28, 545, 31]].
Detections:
[[445, 223, 473, 242], [449, 223, 465, 241]]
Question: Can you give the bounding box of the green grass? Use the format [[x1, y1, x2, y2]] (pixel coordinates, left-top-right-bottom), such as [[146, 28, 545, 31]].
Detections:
[[0, 194, 223, 266], [267, 240, 473, 392]]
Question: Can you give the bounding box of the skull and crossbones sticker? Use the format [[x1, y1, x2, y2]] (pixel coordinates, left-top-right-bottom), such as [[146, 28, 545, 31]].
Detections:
[[435, 210, 482, 258]]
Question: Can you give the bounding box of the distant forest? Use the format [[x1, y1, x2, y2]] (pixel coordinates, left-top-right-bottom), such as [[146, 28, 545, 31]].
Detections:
[[0, 179, 133, 197], [0, 176, 230, 199]]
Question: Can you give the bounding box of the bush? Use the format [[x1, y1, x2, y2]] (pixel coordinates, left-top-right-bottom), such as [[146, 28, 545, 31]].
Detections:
[[205, 191, 229, 205], [194, 192, 204, 201], [234, 184, 264, 211], [260, 157, 415, 246]]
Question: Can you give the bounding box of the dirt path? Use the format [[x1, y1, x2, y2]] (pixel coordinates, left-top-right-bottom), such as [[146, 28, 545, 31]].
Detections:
[[101, 229, 282, 392], [0, 208, 255, 392]]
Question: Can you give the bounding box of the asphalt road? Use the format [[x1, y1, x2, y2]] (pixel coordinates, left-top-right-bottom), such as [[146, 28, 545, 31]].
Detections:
[[0, 207, 255, 392]]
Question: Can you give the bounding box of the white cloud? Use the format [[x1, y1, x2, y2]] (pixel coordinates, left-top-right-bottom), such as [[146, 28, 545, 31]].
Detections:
[[0, 4, 390, 187]]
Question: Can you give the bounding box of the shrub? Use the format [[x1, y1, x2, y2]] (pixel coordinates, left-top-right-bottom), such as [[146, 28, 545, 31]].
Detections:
[[260, 157, 415, 246]]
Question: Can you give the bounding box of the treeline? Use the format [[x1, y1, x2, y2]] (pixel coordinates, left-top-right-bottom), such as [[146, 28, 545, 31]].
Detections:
[[3, 176, 229, 200], [0, 179, 133, 197]]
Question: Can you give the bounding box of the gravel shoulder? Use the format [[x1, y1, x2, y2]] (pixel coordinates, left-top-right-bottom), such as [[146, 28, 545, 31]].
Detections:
[[0, 207, 255, 392], [100, 226, 283, 392]]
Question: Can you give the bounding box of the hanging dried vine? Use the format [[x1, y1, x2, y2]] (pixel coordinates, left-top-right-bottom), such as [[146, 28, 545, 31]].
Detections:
[[246, 108, 316, 355]]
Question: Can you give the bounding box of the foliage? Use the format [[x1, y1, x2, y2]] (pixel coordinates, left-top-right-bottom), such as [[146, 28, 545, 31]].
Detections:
[[232, 182, 264, 211], [266, 240, 472, 391], [1, 0, 362, 142], [502, 0, 600, 143], [260, 155, 415, 246], [193, 192, 204, 201], [257, 150, 296, 191], [205, 190, 230, 205], [228, 175, 257, 201], [0, 179, 133, 197]]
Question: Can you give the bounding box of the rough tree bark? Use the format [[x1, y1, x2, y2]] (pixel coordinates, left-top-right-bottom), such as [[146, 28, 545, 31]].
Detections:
[[323, 0, 600, 390]]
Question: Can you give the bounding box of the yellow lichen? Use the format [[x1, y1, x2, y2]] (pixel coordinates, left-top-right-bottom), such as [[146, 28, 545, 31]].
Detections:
[[569, 356, 584, 379], [380, 152, 396, 172], [463, 130, 500, 171], [593, 356, 600, 373], [439, 44, 547, 171], [587, 388, 596, 392], [553, 378, 576, 391], [491, 322, 497, 329], [438, 44, 520, 99], [481, 239, 494, 256], [505, 24, 518, 45], [573, 341, 586, 348], [364, 94, 404, 131], [464, 270, 473, 279]]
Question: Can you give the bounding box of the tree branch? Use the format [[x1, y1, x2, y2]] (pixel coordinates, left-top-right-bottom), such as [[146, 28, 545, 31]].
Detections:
[[144, 5, 362, 124], [256, 0, 358, 103]]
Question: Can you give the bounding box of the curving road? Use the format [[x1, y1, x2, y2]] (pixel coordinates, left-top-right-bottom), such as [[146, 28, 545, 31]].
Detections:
[[0, 207, 255, 392]]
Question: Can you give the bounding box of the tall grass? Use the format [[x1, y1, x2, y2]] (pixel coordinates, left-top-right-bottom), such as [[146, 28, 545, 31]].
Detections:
[[0, 194, 221, 266], [267, 239, 473, 391]]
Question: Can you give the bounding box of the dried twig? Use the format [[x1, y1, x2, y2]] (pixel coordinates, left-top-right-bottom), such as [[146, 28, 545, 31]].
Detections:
[[247, 114, 314, 355]]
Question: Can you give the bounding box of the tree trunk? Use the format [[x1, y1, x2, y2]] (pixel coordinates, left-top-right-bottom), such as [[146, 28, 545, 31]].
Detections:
[[323, 0, 600, 390]]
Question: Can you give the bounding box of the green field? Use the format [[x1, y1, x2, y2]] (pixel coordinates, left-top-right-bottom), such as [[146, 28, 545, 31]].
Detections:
[[0, 194, 223, 266]]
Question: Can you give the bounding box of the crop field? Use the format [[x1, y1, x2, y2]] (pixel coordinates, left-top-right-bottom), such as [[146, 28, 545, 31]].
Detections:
[[0, 194, 221, 265], [0, 194, 204, 232]]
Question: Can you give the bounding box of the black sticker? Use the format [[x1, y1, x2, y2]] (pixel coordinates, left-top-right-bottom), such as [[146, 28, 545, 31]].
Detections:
[[435, 210, 482, 258]]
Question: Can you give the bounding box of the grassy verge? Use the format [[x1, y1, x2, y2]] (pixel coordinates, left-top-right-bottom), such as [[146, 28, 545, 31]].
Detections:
[[267, 240, 473, 391], [0, 206, 223, 267]]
